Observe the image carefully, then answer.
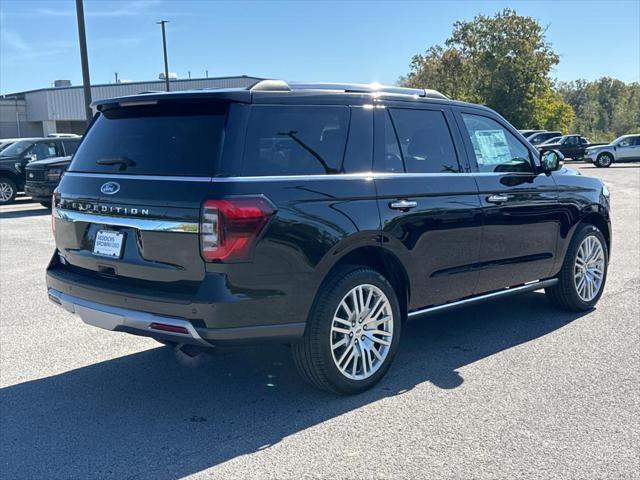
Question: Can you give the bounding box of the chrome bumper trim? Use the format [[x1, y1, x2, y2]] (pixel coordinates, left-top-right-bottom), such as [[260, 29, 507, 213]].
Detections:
[[48, 288, 210, 346], [54, 208, 199, 233]]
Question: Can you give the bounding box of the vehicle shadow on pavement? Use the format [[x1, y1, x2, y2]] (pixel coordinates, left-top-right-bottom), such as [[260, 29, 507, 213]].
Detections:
[[0, 207, 49, 219], [0, 292, 588, 479]]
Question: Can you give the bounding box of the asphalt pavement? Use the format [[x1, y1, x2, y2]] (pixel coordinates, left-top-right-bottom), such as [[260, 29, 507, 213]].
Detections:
[[1, 163, 638, 479]]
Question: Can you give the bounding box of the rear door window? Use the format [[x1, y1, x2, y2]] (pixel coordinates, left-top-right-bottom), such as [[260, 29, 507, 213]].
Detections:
[[242, 105, 349, 176], [68, 101, 226, 176], [388, 108, 460, 173]]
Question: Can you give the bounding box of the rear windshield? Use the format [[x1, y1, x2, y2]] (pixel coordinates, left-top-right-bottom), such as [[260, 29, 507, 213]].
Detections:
[[69, 101, 226, 176]]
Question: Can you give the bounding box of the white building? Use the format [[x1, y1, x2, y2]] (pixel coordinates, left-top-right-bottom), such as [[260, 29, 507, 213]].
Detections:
[[0, 75, 261, 138]]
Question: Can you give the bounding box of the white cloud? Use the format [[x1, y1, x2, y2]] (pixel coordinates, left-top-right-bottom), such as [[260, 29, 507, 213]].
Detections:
[[1, 28, 31, 52], [35, 0, 179, 19]]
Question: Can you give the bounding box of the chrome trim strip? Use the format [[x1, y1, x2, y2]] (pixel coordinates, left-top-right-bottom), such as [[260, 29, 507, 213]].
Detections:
[[407, 279, 558, 318], [54, 208, 199, 233], [64, 172, 213, 182], [64, 171, 474, 182], [48, 288, 211, 347]]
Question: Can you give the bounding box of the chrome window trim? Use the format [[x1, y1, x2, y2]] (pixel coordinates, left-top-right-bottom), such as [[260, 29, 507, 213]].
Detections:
[[64, 172, 213, 182], [64, 170, 528, 182], [54, 208, 199, 233]]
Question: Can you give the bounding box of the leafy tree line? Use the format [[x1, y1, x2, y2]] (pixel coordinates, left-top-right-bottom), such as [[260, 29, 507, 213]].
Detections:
[[400, 8, 639, 142], [558, 79, 640, 142]]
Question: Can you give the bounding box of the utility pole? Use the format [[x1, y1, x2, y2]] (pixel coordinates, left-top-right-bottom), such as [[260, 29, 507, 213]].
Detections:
[[188, 71, 191, 79], [205, 69, 208, 78], [157, 20, 170, 92], [75, 0, 93, 125], [114, 72, 118, 83]]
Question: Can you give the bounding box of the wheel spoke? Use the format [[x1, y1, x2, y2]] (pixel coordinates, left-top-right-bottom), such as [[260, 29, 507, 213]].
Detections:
[[339, 300, 353, 320], [368, 335, 391, 346], [337, 344, 354, 366], [331, 326, 350, 335], [332, 336, 348, 350], [364, 315, 391, 327], [333, 316, 352, 328]]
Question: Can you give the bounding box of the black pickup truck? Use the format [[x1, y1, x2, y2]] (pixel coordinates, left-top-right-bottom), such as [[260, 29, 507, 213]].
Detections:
[[536, 135, 606, 160], [0, 137, 80, 204], [24, 156, 72, 208]]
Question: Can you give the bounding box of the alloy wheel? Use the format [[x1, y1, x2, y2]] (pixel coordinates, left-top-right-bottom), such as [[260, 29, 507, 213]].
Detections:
[[330, 284, 394, 380], [0, 182, 14, 203], [599, 154, 612, 167], [574, 235, 605, 302]]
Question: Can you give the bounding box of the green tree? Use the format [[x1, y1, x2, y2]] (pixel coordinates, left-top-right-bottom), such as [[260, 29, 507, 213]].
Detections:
[[558, 78, 640, 142], [401, 8, 573, 130]]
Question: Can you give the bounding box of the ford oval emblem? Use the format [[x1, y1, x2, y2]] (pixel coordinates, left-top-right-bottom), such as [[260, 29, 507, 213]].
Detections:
[[100, 182, 120, 195]]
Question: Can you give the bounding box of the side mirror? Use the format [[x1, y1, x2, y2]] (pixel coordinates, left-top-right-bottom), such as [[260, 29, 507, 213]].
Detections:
[[539, 149, 564, 174]]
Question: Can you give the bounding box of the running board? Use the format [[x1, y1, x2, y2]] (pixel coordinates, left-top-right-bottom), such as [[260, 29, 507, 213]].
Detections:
[[407, 278, 558, 319]]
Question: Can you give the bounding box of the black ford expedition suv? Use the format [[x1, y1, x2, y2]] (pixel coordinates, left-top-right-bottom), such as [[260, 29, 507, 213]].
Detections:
[[47, 80, 611, 394]]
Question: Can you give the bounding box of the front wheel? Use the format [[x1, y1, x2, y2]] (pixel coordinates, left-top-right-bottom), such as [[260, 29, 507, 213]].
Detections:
[[292, 267, 401, 394], [546, 224, 608, 311], [0, 178, 17, 204], [596, 153, 613, 167]]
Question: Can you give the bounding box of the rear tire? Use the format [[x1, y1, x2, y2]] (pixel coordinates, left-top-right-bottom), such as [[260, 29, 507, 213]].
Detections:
[[546, 224, 608, 311], [0, 178, 17, 204], [595, 153, 613, 167], [40, 201, 52, 209], [292, 266, 402, 394]]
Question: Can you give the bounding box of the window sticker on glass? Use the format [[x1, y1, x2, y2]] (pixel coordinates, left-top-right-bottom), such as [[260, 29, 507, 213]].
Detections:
[[473, 130, 511, 165]]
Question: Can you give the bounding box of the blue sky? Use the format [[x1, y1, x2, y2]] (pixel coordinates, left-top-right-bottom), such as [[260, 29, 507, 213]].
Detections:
[[1, 0, 639, 94]]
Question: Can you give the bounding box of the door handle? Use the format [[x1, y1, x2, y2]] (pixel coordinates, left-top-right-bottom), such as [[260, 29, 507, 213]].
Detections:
[[486, 194, 509, 204], [389, 199, 418, 211]]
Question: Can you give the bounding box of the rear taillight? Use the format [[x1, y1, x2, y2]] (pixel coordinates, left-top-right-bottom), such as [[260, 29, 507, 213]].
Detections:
[[200, 196, 275, 262]]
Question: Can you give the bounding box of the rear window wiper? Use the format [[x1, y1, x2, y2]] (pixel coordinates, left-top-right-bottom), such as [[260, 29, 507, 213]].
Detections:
[[95, 156, 136, 171]]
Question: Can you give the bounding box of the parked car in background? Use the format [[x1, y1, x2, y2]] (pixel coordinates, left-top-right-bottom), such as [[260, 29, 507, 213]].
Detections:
[[519, 129, 546, 138], [0, 137, 81, 204], [47, 81, 611, 394], [540, 136, 562, 145], [585, 134, 640, 167], [527, 131, 563, 146], [536, 134, 606, 160], [24, 156, 72, 208], [0, 137, 39, 152]]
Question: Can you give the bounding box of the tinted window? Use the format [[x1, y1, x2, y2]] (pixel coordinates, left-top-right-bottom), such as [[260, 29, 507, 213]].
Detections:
[[619, 137, 634, 147], [461, 114, 533, 173], [0, 140, 33, 157], [342, 107, 373, 173], [69, 101, 226, 176], [63, 139, 81, 155], [389, 109, 460, 173], [242, 105, 349, 176], [382, 111, 403, 172], [29, 141, 62, 160]]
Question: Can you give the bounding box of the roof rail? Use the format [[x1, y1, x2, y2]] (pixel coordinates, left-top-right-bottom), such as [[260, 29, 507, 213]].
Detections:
[[248, 79, 448, 99]]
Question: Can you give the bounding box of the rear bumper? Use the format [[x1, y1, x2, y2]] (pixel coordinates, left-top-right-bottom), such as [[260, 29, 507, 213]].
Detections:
[[46, 251, 308, 345], [48, 287, 306, 346]]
